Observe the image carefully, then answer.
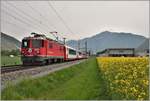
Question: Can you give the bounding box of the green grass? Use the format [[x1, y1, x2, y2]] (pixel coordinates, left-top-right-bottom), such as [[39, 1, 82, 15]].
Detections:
[[1, 58, 109, 100], [1, 56, 22, 66]]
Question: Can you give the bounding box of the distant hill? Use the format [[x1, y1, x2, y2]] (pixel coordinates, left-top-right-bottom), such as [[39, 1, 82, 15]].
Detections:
[[1, 32, 21, 51], [1, 31, 148, 53], [66, 31, 147, 53]]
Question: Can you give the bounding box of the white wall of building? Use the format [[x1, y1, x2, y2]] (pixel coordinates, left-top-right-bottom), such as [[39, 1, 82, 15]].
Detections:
[[108, 49, 134, 55]]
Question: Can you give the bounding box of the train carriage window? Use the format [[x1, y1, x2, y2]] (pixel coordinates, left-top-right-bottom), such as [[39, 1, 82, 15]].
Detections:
[[32, 39, 43, 48], [22, 40, 29, 48], [69, 49, 76, 55]]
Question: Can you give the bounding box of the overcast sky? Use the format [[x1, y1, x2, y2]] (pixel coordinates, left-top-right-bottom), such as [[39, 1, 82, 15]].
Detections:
[[1, 1, 149, 41]]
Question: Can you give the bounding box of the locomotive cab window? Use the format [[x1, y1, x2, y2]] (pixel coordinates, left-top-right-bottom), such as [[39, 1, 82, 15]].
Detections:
[[69, 49, 76, 55], [32, 39, 44, 48], [22, 40, 29, 48]]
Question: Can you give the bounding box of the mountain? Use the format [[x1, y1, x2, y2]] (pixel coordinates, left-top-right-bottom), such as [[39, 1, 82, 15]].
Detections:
[[1, 32, 21, 51], [66, 31, 147, 53], [1, 31, 148, 53]]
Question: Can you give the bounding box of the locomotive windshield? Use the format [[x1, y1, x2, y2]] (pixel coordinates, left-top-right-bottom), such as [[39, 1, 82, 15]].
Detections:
[[22, 40, 29, 48], [32, 39, 44, 48]]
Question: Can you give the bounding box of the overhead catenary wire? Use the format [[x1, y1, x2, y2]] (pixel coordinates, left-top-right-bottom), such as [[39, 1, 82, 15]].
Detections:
[[2, 1, 75, 41], [1, 9, 46, 34], [1, 19, 34, 41], [5, 1, 51, 32], [47, 1, 75, 42], [1, 19, 29, 31], [26, 1, 57, 31], [2, 5, 56, 40], [3, 2, 51, 34], [47, 1, 74, 34], [47, 1, 80, 44]]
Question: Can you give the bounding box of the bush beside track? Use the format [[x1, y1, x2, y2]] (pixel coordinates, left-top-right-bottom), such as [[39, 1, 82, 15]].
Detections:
[[1, 56, 22, 66]]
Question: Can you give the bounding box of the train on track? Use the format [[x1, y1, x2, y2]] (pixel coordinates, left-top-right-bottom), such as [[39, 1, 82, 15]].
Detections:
[[21, 32, 87, 65]]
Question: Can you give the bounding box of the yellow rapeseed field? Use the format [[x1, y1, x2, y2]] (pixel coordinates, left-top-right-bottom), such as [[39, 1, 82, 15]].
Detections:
[[97, 57, 149, 100]]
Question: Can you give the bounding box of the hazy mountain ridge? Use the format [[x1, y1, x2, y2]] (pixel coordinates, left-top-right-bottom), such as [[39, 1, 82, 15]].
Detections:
[[1, 32, 21, 51], [1, 31, 148, 53], [66, 31, 147, 53]]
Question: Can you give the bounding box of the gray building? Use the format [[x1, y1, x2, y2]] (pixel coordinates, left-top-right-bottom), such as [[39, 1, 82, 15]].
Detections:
[[97, 48, 135, 57], [135, 39, 149, 56]]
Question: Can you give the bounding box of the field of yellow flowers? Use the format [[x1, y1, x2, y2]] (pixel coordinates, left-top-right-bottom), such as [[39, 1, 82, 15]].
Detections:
[[97, 57, 149, 100]]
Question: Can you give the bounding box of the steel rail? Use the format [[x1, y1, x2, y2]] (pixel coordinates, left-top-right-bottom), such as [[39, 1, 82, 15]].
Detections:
[[1, 65, 37, 74]]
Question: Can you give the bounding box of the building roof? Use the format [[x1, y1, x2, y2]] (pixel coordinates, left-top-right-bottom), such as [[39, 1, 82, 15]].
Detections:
[[106, 48, 135, 50]]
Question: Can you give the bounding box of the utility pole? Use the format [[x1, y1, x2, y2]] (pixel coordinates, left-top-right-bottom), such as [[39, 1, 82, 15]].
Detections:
[[85, 40, 87, 55], [63, 37, 66, 45], [56, 37, 58, 41], [78, 40, 80, 51], [89, 50, 91, 56]]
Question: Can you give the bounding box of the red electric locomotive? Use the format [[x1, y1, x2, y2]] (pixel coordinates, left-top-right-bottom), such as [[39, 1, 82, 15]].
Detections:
[[21, 32, 86, 65]]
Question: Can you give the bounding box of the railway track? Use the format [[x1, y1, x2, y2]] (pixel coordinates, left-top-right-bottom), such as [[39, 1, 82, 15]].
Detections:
[[1, 59, 86, 90], [1, 63, 63, 74], [1, 65, 37, 74], [1, 60, 84, 74]]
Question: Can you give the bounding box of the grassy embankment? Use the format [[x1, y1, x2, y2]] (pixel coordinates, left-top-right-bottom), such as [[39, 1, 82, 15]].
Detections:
[[1, 56, 22, 66], [2, 58, 109, 100]]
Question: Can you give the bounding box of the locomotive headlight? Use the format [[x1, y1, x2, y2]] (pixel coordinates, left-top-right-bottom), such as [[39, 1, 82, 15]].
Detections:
[[28, 48, 32, 53]]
